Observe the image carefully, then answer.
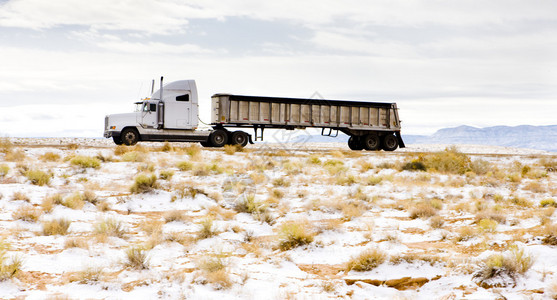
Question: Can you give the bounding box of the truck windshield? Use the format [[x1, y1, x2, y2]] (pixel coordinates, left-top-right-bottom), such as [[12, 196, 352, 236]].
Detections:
[[134, 102, 143, 112]]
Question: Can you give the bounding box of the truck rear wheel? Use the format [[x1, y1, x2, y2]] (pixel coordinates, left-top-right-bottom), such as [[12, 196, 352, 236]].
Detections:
[[348, 136, 364, 150], [121, 128, 139, 146], [363, 134, 380, 151], [382, 134, 398, 151], [209, 129, 228, 147], [230, 131, 249, 147]]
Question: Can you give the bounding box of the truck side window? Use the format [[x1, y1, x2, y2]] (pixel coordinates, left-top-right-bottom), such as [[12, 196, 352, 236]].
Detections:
[[150, 104, 157, 111], [176, 94, 189, 102]]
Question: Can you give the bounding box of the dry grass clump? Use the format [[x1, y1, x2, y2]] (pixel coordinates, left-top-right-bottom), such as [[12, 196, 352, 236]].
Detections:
[[224, 144, 243, 155], [120, 151, 146, 163], [401, 160, 427, 172], [473, 245, 534, 287], [538, 157, 557, 172], [409, 200, 440, 219], [159, 141, 174, 152], [42, 218, 71, 235], [4, 148, 26, 162], [478, 218, 498, 232], [510, 196, 532, 208], [475, 210, 506, 225], [12, 205, 42, 222], [345, 248, 387, 272], [272, 177, 290, 187], [94, 218, 126, 238], [42, 194, 63, 213], [184, 144, 202, 159], [540, 198, 557, 208], [429, 216, 445, 229], [125, 246, 150, 269], [390, 252, 443, 266], [542, 223, 557, 245], [455, 226, 478, 242], [323, 159, 346, 175], [197, 217, 219, 240], [277, 220, 316, 251], [64, 237, 89, 249], [176, 161, 193, 171], [159, 169, 174, 180], [61, 192, 85, 210], [0, 240, 23, 281], [421, 147, 472, 175], [40, 152, 61, 162], [73, 267, 104, 284], [70, 155, 101, 169], [130, 173, 158, 193], [0, 164, 9, 177], [12, 191, 30, 202], [195, 252, 231, 289], [25, 169, 51, 186], [164, 210, 188, 223]]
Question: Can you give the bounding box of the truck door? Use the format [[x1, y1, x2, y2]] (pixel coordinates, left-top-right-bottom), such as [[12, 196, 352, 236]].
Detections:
[[139, 102, 158, 128], [164, 93, 193, 129]]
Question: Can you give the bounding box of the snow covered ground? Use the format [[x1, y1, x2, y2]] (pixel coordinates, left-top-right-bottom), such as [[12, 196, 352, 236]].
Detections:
[[0, 138, 556, 299]]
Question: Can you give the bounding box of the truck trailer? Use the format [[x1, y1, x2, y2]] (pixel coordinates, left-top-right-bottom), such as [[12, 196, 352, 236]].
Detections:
[[103, 78, 405, 151]]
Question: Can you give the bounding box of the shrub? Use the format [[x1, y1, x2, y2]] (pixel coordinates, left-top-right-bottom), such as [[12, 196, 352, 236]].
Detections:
[[429, 216, 445, 229], [70, 155, 101, 169], [409, 201, 439, 219], [42, 193, 63, 213], [542, 223, 557, 245], [130, 173, 158, 193], [74, 267, 104, 284], [42, 218, 71, 235], [473, 245, 534, 287], [114, 145, 131, 156], [478, 219, 498, 232], [25, 169, 51, 186], [159, 141, 174, 152], [12, 205, 42, 222], [12, 191, 30, 202], [125, 246, 150, 269], [197, 217, 218, 240], [40, 152, 61, 162], [176, 161, 193, 171], [184, 144, 201, 158], [164, 210, 187, 223], [64, 237, 89, 249], [278, 221, 315, 251], [159, 169, 174, 180], [94, 218, 126, 238], [224, 144, 241, 155], [345, 248, 387, 272], [82, 190, 98, 205], [195, 252, 231, 289], [456, 226, 477, 242], [272, 177, 290, 187], [235, 194, 267, 215], [0, 164, 9, 177], [423, 147, 471, 174], [120, 151, 145, 162], [402, 160, 427, 171], [0, 240, 23, 281], [541, 198, 557, 208], [62, 193, 85, 210]]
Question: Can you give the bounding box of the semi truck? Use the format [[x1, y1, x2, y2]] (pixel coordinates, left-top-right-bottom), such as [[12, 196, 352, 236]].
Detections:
[[103, 78, 405, 151]]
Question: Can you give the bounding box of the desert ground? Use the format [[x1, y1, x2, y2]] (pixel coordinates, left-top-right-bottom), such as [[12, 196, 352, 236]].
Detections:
[[0, 137, 556, 299]]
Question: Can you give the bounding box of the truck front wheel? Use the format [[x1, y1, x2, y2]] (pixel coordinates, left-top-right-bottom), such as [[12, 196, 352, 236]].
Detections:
[[121, 128, 139, 146], [112, 136, 123, 145], [209, 129, 228, 147], [230, 131, 249, 147]]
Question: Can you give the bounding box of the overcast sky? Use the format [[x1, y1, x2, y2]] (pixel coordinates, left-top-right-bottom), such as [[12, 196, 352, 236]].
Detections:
[[0, 0, 556, 137]]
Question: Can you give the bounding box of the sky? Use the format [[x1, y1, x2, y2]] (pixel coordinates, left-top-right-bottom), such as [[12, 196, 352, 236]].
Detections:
[[0, 0, 556, 138]]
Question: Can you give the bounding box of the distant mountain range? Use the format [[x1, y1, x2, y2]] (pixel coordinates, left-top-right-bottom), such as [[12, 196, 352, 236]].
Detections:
[[403, 125, 557, 152], [286, 125, 557, 152]]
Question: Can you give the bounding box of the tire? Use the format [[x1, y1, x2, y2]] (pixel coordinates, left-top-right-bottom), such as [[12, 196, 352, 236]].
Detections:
[[120, 128, 139, 146], [362, 134, 380, 151], [347, 136, 364, 150], [200, 141, 212, 147], [230, 131, 249, 147], [208, 129, 228, 147], [112, 136, 123, 145], [382, 134, 398, 151]]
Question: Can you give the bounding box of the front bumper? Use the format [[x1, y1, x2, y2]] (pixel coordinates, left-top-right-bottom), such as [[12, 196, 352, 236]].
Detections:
[[104, 130, 119, 138]]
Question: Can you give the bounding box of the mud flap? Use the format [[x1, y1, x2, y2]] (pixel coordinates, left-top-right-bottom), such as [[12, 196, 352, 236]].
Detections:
[[395, 131, 406, 148]]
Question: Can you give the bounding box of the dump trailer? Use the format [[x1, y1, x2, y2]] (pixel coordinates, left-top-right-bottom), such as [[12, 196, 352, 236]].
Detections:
[[104, 78, 405, 151]]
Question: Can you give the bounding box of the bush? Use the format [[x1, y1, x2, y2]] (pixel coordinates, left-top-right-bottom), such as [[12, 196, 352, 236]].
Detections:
[[345, 248, 387, 272], [540, 198, 557, 208], [164, 210, 187, 223], [0, 164, 9, 177], [12, 205, 42, 222], [25, 169, 51, 186], [195, 252, 231, 289], [176, 161, 193, 171], [423, 147, 471, 174], [94, 218, 126, 238], [409, 201, 439, 219], [402, 160, 427, 171], [40, 152, 61, 162], [197, 217, 218, 240], [120, 151, 145, 162], [61, 192, 85, 210], [478, 219, 498, 232], [0, 240, 23, 281], [12, 191, 30, 202], [130, 173, 158, 193], [125, 246, 150, 269], [272, 177, 290, 187], [224, 144, 242, 155], [159, 169, 174, 180], [70, 155, 101, 169], [278, 221, 315, 251], [42, 218, 71, 235], [473, 245, 534, 287]]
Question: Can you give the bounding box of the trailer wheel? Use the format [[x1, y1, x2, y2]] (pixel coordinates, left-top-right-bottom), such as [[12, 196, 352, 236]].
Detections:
[[209, 129, 228, 147], [363, 134, 380, 151], [382, 134, 398, 151], [121, 128, 139, 146], [348, 136, 364, 150], [230, 131, 249, 147], [112, 136, 123, 145]]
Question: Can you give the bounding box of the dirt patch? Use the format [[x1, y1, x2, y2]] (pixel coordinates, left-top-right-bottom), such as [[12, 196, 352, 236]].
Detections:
[[345, 275, 442, 290]]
